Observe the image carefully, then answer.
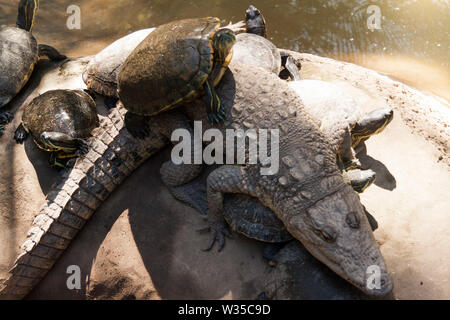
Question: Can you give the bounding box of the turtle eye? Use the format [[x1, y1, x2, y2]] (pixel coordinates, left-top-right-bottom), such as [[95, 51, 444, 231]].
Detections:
[[319, 226, 337, 243], [346, 212, 360, 229]]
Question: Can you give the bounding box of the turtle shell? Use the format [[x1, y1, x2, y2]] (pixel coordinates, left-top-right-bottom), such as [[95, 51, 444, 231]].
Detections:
[[82, 28, 155, 98], [231, 33, 281, 75], [0, 27, 38, 108], [288, 80, 363, 128], [22, 90, 99, 146], [223, 194, 293, 243], [118, 17, 221, 115]]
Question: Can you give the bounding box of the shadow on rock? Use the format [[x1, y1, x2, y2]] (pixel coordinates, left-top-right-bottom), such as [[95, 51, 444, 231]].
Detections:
[[356, 143, 397, 191]]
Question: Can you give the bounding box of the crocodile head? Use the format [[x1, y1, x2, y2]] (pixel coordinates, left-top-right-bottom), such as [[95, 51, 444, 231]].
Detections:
[[280, 176, 393, 296]]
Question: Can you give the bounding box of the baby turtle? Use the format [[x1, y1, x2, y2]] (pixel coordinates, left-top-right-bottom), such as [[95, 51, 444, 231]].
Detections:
[[0, 0, 66, 135], [82, 28, 155, 109], [14, 89, 99, 167], [117, 17, 237, 137]]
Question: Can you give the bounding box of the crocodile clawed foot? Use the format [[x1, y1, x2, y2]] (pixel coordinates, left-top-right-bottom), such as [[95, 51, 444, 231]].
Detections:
[[198, 219, 233, 252]]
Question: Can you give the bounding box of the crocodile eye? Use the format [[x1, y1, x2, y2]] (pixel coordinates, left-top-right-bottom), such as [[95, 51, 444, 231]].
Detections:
[[346, 212, 360, 229], [320, 226, 337, 243]]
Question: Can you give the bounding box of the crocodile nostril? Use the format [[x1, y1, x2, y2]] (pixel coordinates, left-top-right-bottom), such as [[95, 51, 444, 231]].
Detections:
[[346, 212, 360, 229]]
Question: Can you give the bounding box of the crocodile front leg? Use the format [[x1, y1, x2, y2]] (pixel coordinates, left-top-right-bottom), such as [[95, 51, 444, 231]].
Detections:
[[158, 112, 205, 214], [204, 165, 257, 251]]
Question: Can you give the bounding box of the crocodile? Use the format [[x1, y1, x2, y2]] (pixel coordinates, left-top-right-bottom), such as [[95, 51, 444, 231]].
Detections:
[[161, 62, 393, 296]]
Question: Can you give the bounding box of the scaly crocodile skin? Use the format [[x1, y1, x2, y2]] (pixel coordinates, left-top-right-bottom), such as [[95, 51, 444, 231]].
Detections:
[[0, 106, 168, 299]]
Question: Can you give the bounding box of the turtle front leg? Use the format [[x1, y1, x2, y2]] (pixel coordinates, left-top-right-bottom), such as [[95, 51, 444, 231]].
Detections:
[[204, 78, 225, 124], [158, 112, 206, 214], [49, 152, 69, 168], [13, 123, 28, 143], [76, 139, 90, 156], [279, 51, 302, 81], [344, 168, 376, 193], [38, 44, 67, 61], [204, 165, 257, 251]]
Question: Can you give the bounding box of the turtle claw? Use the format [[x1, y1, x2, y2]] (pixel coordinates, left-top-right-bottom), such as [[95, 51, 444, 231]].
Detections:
[[76, 140, 89, 156], [65, 158, 77, 168], [13, 123, 28, 144]]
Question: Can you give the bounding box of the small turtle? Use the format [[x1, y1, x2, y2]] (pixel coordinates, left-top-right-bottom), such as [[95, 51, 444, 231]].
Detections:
[[14, 89, 99, 167], [82, 28, 155, 109], [238, 5, 301, 81], [117, 17, 238, 137], [0, 0, 66, 135]]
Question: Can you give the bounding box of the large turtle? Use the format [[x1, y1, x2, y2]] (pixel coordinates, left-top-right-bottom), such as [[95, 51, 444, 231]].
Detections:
[[0, 0, 66, 136], [82, 28, 156, 109], [13, 89, 99, 167], [117, 17, 240, 138], [82, 6, 260, 114]]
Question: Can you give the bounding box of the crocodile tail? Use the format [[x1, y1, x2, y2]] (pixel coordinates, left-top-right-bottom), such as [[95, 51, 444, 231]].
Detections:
[[0, 107, 167, 299]]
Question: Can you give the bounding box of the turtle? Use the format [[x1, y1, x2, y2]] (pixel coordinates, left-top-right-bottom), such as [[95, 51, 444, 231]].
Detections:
[[117, 17, 240, 138], [82, 28, 156, 109], [82, 7, 262, 115], [288, 80, 394, 163], [13, 89, 99, 167], [0, 0, 66, 136], [242, 5, 302, 81]]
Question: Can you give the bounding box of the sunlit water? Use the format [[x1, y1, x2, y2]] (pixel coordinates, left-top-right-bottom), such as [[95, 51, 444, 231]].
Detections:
[[1, 0, 449, 101]]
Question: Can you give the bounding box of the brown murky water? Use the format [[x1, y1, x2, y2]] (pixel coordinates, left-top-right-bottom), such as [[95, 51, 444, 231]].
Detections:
[[1, 0, 449, 101]]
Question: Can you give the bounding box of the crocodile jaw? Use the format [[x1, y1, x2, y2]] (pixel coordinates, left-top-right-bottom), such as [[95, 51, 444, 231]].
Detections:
[[285, 184, 393, 297]]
